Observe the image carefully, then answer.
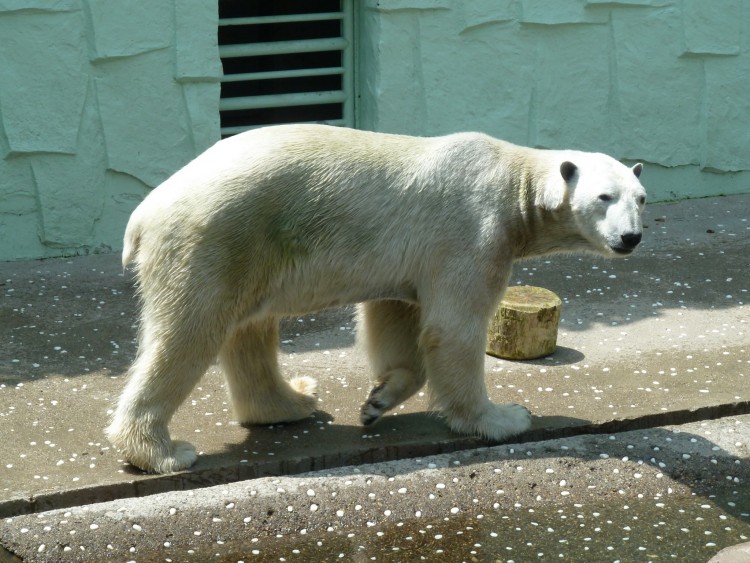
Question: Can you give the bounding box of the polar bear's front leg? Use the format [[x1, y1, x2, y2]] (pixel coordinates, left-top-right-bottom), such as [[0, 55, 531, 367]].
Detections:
[[419, 308, 532, 441]]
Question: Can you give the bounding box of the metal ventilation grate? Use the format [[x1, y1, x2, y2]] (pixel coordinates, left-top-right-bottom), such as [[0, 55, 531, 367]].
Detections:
[[218, 0, 354, 137]]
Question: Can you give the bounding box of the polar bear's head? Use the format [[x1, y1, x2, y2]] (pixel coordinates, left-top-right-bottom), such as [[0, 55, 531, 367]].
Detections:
[[541, 153, 647, 256]]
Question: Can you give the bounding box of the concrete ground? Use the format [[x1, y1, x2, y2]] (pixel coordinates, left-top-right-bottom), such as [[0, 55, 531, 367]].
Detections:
[[1, 194, 749, 561]]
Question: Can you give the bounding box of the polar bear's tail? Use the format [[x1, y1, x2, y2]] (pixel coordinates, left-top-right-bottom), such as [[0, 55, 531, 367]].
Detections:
[[121, 216, 141, 269]]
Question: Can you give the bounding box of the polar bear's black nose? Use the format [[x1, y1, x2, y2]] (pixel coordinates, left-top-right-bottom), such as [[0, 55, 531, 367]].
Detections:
[[620, 232, 642, 249]]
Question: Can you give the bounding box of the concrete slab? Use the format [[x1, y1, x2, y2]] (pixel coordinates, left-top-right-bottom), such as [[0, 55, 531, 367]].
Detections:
[[1, 194, 748, 526], [2, 415, 748, 561]]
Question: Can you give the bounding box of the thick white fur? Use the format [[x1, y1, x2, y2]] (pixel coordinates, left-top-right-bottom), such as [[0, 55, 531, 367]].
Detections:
[[108, 124, 647, 473]]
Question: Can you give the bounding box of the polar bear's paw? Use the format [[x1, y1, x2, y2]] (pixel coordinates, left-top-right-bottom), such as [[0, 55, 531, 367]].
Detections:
[[119, 439, 196, 474], [235, 376, 318, 425], [107, 419, 198, 474], [360, 381, 389, 426], [151, 440, 198, 473], [447, 402, 532, 442], [359, 368, 425, 427], [284, 375, 319, 420], [289, 375, 318, 399]]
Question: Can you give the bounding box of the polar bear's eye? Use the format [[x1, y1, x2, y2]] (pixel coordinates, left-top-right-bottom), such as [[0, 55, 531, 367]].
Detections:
[[598, 194, 613, 202], [638, 195, 646, 205]]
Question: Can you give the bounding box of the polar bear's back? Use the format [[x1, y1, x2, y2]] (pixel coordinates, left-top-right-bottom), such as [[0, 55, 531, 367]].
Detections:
[[124, 125, 516, 271], [169, 124, 513, 203]]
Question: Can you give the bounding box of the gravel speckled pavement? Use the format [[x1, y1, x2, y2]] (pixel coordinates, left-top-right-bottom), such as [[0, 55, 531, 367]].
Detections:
[[1, 194, 749, 561]]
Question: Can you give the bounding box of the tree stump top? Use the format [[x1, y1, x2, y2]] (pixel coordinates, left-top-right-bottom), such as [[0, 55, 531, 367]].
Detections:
[[501, 285, 561, 312]]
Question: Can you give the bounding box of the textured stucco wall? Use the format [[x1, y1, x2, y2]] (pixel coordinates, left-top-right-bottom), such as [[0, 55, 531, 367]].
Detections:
[[358, 0, 750, 202], [0, 0, 221, 261], [3, 1, 748, 261]]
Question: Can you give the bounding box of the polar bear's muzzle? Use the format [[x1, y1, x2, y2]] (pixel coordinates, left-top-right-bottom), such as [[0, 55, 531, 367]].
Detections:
[[612, 231, 642, 254]]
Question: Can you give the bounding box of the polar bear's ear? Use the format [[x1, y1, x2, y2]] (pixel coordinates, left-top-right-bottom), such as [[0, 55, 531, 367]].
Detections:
[[538, 161, 576, 210], [560, 161, 577, 183], [632, 162, 643, 178]]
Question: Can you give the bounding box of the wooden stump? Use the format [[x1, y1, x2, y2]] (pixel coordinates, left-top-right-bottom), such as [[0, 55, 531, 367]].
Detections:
[[487, 285, 562, 360]]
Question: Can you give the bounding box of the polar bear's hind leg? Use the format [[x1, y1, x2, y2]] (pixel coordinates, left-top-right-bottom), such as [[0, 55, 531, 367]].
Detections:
[[358, 300, 427, 425], [219, 318, 318, 425], [106, 312, 219, 473]]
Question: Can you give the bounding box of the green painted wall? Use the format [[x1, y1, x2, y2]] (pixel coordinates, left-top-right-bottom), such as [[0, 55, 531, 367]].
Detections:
[[1, 0, 749, 261], [0, 0, 221, 261], [358, 0, 750, 202]]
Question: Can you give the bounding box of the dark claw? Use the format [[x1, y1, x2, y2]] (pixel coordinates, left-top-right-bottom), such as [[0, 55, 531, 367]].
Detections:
[[368, 382, 386, 398], [360, 401, 384, 426], [360, 406, 381, 426], [361, 412, 380, 426], [361, 383, 389, 426], [368, 397, 388, 410]]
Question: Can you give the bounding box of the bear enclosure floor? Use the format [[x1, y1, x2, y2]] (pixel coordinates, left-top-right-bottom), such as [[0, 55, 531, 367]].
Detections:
[[1, 194, 749, 561]]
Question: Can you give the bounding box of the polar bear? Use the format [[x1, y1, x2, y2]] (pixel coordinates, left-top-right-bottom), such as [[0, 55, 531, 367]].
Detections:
[[107, 124, 646, 473]]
